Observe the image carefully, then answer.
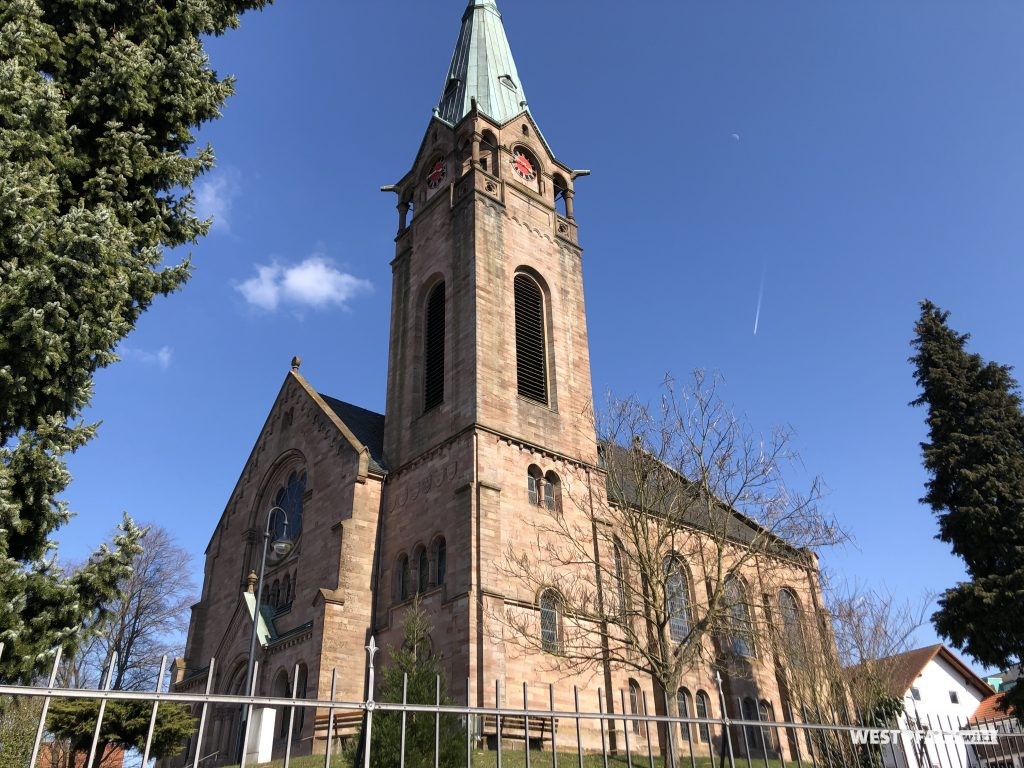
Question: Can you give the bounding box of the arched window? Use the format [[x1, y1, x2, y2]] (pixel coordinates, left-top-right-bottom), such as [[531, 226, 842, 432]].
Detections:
[[543, 471, 561, 512], [758, 700, 777, 752], [677, 688, 693, 741], [424, 282, 445, 412], [480, 130, 497, 173], [628, 679, 642, 735], [273, 470, 306, 543], [613, 539, 628, 618], [270, 580, 280, 608], [433, 537, 447, 586], [664, 557, 691, 642], [294, 663, 308, 738], [395, 554, 410, 601], [742, 697, 759, 752], [417, 547, 429, 594], [273, 670, 290, 738], [282, 574, 292, 606], [514, 273, 548, 404], [695, 691, 712, 742], [553, 173, 569, 218], [527, 464, 543, 505], [778, 588, 804, 657], [539, 588, 562, 653], [725, 576, 755, 657], [288, 571, 296, 603]]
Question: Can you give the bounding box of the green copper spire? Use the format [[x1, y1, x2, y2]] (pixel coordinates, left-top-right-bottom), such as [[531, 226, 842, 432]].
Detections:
[[437, 0, 527, 126]]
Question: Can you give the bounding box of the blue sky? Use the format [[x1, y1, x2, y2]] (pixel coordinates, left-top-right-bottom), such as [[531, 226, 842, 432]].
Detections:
[[58, 1, 1024, 670]]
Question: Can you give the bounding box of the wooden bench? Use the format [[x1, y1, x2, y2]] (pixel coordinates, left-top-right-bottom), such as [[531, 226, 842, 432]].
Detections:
[[314, 709, 363, 750], [480, 714, 559, 750]]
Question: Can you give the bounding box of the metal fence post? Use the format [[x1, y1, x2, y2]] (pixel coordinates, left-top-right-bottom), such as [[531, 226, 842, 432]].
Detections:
[[86, 652, 118, 768], [29, 646, 63, 768], [141, 655, 168, 767], [364, 637, 379, 768]]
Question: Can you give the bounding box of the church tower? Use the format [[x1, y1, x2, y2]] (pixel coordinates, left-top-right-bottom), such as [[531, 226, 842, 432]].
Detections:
[[377, 0, 599, 702]]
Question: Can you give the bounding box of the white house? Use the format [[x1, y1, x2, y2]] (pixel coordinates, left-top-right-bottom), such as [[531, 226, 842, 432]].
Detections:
[[873, 644, 993, 768]]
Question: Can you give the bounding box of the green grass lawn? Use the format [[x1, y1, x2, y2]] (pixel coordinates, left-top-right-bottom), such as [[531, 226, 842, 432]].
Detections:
[[232, 748, 788, 768]]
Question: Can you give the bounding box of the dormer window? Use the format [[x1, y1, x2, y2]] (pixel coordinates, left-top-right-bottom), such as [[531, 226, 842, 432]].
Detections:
[[444, 78, 460, 97], [499, 74, 517, 92]]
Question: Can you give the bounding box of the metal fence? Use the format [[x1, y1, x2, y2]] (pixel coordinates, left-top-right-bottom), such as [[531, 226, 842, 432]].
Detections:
[[1, 641, 1021, 768]]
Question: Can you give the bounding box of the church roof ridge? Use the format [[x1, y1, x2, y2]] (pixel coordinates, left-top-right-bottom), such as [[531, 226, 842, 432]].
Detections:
[[437, 0, 527, 126]]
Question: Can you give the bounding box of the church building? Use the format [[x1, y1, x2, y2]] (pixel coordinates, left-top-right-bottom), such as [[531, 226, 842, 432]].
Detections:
[[174, 1, 832, 764]]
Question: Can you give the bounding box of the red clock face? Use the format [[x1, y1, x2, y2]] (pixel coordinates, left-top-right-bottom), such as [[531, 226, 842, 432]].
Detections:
[[512, 151, 536, 181], [426, 160, 447, 189]]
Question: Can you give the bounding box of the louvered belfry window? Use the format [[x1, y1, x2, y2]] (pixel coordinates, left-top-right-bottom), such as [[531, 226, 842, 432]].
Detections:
[[424, 282, 446, 411], [514, 273, 548, 404]]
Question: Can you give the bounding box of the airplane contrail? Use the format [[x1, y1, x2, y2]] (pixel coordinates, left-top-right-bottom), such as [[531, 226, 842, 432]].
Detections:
[[753, 267, 766, 336]]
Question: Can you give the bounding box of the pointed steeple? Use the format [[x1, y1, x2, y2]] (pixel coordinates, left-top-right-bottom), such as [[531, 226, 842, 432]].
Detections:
[[437, 0, 527, 126]]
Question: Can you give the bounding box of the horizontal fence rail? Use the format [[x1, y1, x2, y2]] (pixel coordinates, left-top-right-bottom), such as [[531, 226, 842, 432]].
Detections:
[[1, 642, 1020, 768]]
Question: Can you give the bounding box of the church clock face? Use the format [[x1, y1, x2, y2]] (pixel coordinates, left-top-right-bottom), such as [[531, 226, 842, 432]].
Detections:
[[426, 159, 447, 189], [511, 151, 536, 181]]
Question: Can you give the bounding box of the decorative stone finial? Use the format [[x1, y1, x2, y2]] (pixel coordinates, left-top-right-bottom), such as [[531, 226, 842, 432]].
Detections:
[[246, 570, 257, 593], [291, 356, 301, 371]]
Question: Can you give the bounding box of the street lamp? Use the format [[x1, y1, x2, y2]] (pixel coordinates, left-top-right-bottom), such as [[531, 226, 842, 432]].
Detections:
[[239, 505, 294, 760]]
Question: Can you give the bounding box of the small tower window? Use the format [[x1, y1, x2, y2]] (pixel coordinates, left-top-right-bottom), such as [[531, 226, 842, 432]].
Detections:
[[514, 273, 548, 404], [527, 464, 543, 505], [424, 282, 446, 411], [543, 470, 561, 512]]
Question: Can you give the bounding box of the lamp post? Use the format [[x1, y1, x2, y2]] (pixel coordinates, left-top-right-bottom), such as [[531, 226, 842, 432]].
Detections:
[[239, 506, 294, 761]]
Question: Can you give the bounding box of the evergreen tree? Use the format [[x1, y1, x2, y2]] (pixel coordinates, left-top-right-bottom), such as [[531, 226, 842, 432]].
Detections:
[[910, 300, 1024, 715], [47, 698, 195, 767], [369, 600, 464, 768], [0, 0, 269, 681]]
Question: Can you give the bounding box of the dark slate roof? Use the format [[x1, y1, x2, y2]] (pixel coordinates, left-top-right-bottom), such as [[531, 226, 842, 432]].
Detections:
[[319, 395, 387, 474], [599, 441, 788, 553]]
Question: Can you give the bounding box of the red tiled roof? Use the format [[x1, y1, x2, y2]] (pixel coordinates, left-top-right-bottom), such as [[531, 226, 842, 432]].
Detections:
[[972, 692, 1013, 723]]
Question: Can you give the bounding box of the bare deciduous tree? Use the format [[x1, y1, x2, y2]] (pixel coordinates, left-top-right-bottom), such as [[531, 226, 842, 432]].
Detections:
[[63, 524, 196, 692], [498, 371, 846, 761]]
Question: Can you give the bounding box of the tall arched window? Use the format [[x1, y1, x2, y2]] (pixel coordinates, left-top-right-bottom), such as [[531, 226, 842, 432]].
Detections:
[[274, 670, 290, 738], [417, 547, 429, 594], [539, 588, 562, 653], [695, 691, 711, 742], [742, 697, 759, 752], [282, 574, 292, 606], [628, 679, 642, 735], [433, 537, 447, 586], [664, 557, 691, 642], [725, 576, 755, 657], [758, 700, 777, 752], [514, 273, 548, 404], [273, 470, 306, 542], [677, 688, 693, 741], [395, 554, 410, 601], [295, 663, 308, 738], [778, 588, 804, 656], [424, 282, 446, 411], [613, 539, 628, 618], [270, 580, 280, 608]]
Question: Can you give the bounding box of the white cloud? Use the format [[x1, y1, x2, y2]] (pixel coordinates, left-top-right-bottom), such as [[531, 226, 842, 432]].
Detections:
[[195, 169, 240, 233], [236, 255, 372, 312], [121, 346, 174, 370]]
